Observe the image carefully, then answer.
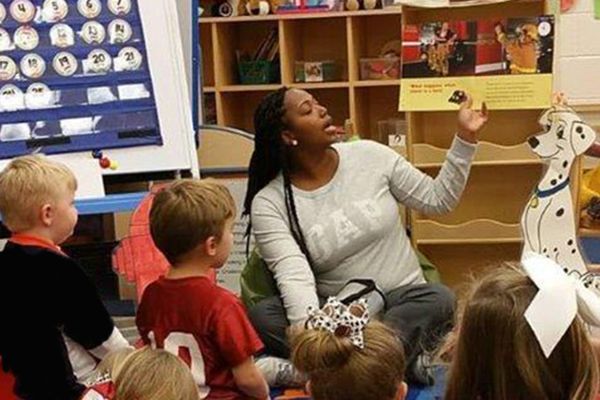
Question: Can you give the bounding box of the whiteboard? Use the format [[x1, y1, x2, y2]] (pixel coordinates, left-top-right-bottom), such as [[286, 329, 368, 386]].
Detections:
[[0, 0, 199, 177]]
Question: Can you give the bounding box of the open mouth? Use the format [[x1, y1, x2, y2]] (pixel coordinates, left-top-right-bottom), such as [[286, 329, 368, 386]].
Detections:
[[538, 148, 561, 160], [324, 117, 336, 134]]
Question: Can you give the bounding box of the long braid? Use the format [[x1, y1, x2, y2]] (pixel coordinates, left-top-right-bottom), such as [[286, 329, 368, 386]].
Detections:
[[243, 87, 313, 266], [282, 156, 314, 266]]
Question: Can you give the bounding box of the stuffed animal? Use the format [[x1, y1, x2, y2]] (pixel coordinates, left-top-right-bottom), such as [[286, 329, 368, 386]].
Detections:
[[495, 22, 539, 74], [345, 0, 378, 11], [245, 0, 270, 15], [214, 0, 245, 17]]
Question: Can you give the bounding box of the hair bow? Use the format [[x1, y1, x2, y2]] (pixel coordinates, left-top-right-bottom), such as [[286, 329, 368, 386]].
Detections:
[[305, 297, 370, 349], [522, 252, 600, 357]]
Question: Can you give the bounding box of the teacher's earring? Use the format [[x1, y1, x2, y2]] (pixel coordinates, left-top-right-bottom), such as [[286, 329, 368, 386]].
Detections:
[[291, 140, 298, 146]]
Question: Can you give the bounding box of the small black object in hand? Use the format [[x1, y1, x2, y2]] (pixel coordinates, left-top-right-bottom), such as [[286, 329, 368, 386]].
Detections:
[[448, 90, 467, 105]]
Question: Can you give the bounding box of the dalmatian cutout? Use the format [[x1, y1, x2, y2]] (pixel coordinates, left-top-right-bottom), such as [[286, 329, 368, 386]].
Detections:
[[306, 297, 370, 348], [521, 105, 600, 293]]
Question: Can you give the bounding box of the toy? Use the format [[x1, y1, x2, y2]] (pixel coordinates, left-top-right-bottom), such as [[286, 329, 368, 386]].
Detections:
[[495, 22, 539, 75], [213, 0, 245, 17], [521, 105, 597, 285], [345, 0, 378, 11], [245, 0, 270, 15]]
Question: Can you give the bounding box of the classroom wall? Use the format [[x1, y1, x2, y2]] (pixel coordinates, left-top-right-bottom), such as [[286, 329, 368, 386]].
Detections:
[[557, 0, 600, 105]]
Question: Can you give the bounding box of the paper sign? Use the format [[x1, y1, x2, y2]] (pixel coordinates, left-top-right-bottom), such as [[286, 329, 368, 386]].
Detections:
[[216, 179, 252, 295], [66, 157, 105, 199]]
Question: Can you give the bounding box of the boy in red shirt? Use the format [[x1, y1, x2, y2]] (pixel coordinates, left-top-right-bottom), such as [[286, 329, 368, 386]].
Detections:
[[136, 179, 269, 400]]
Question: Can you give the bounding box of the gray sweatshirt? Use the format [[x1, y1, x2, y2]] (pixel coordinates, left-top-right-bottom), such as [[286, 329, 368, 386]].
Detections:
[[251, 137, 476, 324]]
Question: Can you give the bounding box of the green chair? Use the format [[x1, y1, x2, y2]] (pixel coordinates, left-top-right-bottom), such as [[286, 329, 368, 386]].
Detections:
[[240, 247, 442, 309]]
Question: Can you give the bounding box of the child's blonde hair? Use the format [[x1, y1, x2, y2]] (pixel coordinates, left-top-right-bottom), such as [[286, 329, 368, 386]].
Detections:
[[92, 348, 135, 384], [445, 263, 599, 400], [99, 347, 199, 400], [150, 178, 236, 264], [0, 155, 77, 232], [290, 320, 405, 400]]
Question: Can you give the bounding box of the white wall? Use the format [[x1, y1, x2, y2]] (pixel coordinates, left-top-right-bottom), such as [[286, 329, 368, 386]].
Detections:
[[557, 0, 600, 105]]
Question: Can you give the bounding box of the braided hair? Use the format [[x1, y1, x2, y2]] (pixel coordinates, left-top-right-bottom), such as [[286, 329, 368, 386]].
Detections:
[[243, 87, 313, 266]]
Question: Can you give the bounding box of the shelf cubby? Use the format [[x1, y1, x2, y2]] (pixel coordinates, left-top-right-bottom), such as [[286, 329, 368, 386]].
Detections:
[[280, 18, 349, 84], [348, 14, 402, 81], [213, 20, 280, 87], [217, 91, 274, 132], [201, 23, 215, 87], [353, 85, 403, 142]]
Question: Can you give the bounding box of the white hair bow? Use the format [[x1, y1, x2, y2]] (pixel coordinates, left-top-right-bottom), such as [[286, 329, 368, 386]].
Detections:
[[522, 252, 600, 358], [305, 297, 370, 349]]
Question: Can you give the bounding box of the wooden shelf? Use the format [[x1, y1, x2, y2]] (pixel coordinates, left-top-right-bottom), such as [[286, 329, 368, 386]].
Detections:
[[212, 20, 279, 87], [220, 84, 283, 92], [292, 82, 350, 89], [412, 141, 540, 168], [280, 17, 349, 83], [354, 85, 403, 142], [354, 79, 401, 87], [201, 6, 404, 141], [414, 219, 522, 245], [411, 164, 541, 227], [409, 109, 543, 150], [201, 23, 215, 87], [419, 243, 523, 290], [199, 8, 403, 24]]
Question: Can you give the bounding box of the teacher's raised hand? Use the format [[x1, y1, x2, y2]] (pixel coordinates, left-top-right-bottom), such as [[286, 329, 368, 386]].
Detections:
[[457, 93, 489, 144]]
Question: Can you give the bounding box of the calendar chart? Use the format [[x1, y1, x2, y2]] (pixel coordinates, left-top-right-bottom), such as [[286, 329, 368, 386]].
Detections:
[[0, 0, 162, 159]]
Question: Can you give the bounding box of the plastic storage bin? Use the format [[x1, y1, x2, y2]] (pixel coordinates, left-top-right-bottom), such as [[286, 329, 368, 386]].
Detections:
[[238, 60, 280, 84]]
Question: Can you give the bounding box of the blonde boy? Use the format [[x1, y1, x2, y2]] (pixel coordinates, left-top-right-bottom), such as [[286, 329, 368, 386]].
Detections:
[[0, 155, 130, 400], [136, 179, 269, 400]]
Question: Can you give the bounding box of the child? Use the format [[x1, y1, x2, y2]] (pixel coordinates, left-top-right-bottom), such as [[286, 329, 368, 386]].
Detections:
[[445, 261, 600, 400], [82, 347, 199, 400], [290, 298, 407, 400], [0, 155, 130, 400], [136, 179, 269, 400]]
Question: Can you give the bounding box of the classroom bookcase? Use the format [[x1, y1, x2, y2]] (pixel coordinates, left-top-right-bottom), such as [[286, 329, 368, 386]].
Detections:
[[200, 8, 405, 142], [198, 0, 600, 289], [402, 0, 552, 289]]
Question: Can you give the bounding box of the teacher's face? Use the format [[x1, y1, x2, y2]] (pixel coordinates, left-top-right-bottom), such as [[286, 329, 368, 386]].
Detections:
[[282, 89, 338, 149]]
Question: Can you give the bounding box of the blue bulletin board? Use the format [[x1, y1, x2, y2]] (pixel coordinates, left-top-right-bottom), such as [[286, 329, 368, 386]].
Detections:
[[0, 0, 162, 159]]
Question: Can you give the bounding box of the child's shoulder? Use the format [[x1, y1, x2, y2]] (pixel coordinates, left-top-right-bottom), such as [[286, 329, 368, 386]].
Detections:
[[1, 242, 80, 274], [143, 277, 238, 308], [212, 284, 244, 308]]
